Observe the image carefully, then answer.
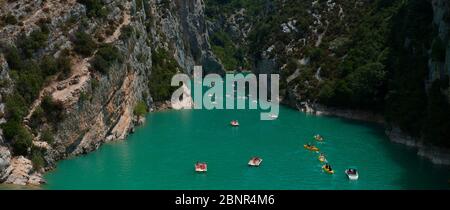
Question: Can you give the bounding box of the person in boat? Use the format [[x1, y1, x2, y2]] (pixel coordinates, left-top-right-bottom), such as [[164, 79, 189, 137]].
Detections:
[[325, 164, 332, 171]]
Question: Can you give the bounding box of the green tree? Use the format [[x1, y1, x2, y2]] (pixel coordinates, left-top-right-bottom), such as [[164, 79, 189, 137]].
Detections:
[[133, 101, 148, 117], [73, 31, 97, 57], [12, 126, 33, 156], [91, 44, 121, 74]]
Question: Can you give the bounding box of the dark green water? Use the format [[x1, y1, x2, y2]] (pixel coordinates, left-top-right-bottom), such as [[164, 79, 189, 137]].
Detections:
[[42, 104, 450, 189]]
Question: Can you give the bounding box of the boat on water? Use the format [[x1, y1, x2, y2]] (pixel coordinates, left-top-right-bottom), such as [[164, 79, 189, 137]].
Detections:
[[318, 154, 327, 163], [322, 164, 334, 174], [267, 114, 278, 119], [195, 162, 207, 172], [230, 120, 239, 127], [345, 168, 359, 180], [248, 157, 263, 167], [304, 144, 319, 152], [314, 134, 324, 141]]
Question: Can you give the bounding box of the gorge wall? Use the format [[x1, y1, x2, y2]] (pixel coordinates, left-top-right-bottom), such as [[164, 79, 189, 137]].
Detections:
[[0, 0, 221, 185], [1, 0, 449, 186]]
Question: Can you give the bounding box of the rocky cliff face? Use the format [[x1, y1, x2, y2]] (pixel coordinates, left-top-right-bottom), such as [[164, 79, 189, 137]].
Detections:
[[0, 0, 221, 185]]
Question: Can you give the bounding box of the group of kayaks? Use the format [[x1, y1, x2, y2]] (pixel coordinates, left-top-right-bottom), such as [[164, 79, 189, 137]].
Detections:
[[196, 123, 359, 181], [304, 135, 359, 180]]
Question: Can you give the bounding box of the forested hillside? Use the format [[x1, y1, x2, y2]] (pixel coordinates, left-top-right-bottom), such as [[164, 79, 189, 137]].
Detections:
[[205, 0, 450, 148]]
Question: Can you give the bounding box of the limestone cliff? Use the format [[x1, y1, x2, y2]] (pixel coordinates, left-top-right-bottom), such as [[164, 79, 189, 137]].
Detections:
[[0, 0, 222, 185]]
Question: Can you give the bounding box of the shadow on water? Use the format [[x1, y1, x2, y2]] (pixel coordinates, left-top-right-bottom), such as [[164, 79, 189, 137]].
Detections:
[[330, 115, 450, 189]]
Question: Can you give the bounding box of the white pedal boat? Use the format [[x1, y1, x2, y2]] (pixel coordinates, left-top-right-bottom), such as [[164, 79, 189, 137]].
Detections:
[[345, 168, 359, 180], [248, 157, 263, 167]]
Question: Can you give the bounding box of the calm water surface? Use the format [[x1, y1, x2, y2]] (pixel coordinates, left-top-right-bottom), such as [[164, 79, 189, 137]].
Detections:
[[42, 103, 450, 189]]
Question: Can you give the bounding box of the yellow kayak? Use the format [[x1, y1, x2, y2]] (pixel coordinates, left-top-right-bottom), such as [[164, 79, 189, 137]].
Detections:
[[322, 165, 334, 174], [304, 145, 319, 152]]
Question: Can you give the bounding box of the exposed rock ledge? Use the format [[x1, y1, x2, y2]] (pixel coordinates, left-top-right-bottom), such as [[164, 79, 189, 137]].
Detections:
[[386, 127, 450, 165], [297, 102, 385, 124], [295, 102, 450, 165], [0, 156, 45, 185]]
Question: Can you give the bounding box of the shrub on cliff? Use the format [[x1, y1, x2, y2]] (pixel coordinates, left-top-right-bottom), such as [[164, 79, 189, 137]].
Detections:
[[78, 0, 108, 18], [3, 13, 17, 25], [41, 95, 65, 124], [31, 148, 45, 170], [4, 46, 21, 70], [57, 53, 73, 80], [149, 49, 179, 101], [210, 31, 240, 70], [12, 60, 45, 104], [40, 55, 58, 77], [134, 101, 148, 117], [91, 44, 121, 74], [18, 28, 49, 58], [12, 126, 33, 156], [119, 25, 134, 41], [73, 31, 97, 57]]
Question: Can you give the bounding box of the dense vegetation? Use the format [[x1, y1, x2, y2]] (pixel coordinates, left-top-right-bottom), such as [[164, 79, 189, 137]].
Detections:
[[133, 101, 148, 117], [77, 0, 109, 18], [205, 0, 271, 70], [148, 49, 179, 101], [210, 31, 244, 70], [205, 0, 450, 147], [73, 31, 97, 57], [91, 43, 122, 74], [0, 23, 69, 164]]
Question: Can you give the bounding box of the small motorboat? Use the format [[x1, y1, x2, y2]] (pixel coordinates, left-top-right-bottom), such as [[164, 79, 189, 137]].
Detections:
[[314, 134, 324, 141], [195, 162, 207, 172], [230, 120, 239, 127], [345, 168, 359, 180], [248, 157, 263, 167], [304, 144, 319, 152], [322, 164, 334, 174], [318, 154, 327, 163]]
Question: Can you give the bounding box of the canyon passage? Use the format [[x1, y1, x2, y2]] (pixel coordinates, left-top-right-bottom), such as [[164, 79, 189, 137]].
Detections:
[[43, 95, 450, 189]]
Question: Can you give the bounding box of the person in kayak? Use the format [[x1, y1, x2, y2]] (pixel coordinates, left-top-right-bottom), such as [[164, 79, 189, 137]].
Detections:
[[325, 164, 332, 171]]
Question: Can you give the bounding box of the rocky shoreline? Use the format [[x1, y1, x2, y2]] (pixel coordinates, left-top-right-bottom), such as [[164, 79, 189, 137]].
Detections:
[[295, 102, 450, 166], [299, 102, 385, 124], [386, 127, 450, 165]]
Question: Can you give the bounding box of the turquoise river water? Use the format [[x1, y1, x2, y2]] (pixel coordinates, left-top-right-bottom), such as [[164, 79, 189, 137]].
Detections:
[[40, 101, 450, 189]]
